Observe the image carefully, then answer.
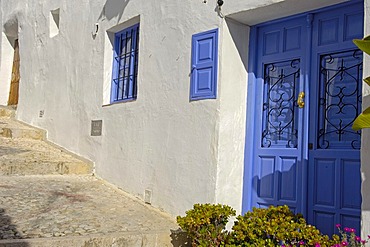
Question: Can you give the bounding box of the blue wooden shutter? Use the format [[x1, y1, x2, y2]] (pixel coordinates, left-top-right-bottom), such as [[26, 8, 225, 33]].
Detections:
[[190, 28, 218, 100]]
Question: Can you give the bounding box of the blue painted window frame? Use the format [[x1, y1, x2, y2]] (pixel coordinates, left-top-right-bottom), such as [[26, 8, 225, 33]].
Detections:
[[190, 28, 218, 100], [111, 23, 139, 103]]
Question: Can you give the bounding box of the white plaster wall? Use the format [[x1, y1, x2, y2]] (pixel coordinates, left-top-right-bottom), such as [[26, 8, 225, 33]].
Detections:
[[96, 1, 223, 214], [0, 0, 368, 220], [215, 19, 249, 214], [226, 0, 348, 25], [0, 0, 226, 216], [361, 0, 370, 239]]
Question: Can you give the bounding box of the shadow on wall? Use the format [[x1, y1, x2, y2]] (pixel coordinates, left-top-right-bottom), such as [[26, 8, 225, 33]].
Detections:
[[3, 14, 19, 48], [225, 18, 249, 72], [0, 208, 29, 246], [98, 0, 130, 22], [251, 161, 361, 236], [252, 164, 299, 210]]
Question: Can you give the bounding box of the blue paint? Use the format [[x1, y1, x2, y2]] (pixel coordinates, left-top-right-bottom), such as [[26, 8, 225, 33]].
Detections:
[[190, 29, 218, 100], [242, 26, 259, 213], [110, 24, 139, 103], [308, 2, 363, 236], [244, 0, 363, 236]]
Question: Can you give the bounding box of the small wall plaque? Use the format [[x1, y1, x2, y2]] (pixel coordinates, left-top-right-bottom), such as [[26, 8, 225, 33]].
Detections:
[[91, 120, 102, 136]]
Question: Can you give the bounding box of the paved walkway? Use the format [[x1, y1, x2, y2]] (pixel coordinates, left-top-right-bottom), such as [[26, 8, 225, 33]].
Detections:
[[0, 175, 184, 247]]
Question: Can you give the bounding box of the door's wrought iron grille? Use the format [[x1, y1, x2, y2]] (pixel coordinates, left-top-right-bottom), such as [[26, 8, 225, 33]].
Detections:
[[318, 50, 362, 150], [261, 59, 300, 148]]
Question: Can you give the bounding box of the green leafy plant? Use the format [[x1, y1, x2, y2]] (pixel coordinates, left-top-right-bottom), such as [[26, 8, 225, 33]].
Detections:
[[229, 205, 336, 247], [177, 204, 370, 246], [177, 203, 236, 247], [352, 35, 370, 130]]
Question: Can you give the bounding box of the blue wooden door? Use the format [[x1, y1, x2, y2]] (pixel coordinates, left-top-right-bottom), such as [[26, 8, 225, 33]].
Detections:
[[247, 1, 363, 236], [249, 15, 308, 214], [307, 3, 363, 236]]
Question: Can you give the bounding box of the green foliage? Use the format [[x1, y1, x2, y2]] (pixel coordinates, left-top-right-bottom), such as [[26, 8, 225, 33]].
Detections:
[[229, 205, 335, 247], [353, 35, 370, 130], [353, 107, 370, 130], [177, 204, 370, 246], [176, 203, 236, 247], [353, 35, 370, 56]]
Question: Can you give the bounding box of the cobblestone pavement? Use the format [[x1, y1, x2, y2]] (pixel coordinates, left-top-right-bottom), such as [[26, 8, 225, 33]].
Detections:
[[0, 175, 178, 240]]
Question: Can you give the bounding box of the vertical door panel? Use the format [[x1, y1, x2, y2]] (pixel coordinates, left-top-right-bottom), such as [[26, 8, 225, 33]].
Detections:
[[251, 16, 307, 213], [308, 2, 363, 236], [8, 40, 20, 106]]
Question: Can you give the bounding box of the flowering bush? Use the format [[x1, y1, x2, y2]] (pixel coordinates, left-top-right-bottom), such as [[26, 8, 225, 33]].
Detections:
[[176, 203, 236, 247], [230, 205, 336, 247], [332, 224, 370, 247], [177, 204, 369, 247]]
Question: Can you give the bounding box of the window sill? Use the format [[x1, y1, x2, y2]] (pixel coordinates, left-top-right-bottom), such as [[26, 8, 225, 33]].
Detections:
[[102, 98, 137, 107]]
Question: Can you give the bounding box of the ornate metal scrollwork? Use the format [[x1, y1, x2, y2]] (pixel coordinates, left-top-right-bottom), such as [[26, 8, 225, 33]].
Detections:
[[317, 50, 362, 150], [261, 59, 300, 148]]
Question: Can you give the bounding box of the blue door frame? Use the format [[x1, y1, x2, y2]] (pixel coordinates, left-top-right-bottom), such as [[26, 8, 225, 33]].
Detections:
[[243, 0, 363, 236]]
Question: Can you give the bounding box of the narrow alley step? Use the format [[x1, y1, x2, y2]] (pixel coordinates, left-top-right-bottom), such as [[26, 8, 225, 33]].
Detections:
[[0, 105, 93, 175], [0, 105, 45, 140], [0, 105, 15, 118], [0, 118, 46, 140], [0, 137, 93, 175]]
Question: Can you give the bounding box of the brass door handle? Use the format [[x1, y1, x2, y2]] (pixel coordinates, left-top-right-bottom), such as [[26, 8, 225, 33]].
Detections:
[[297, 92, 305, 108]]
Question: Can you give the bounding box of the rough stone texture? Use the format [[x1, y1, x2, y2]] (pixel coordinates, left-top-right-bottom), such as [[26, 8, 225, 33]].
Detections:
[[1, 125, 45, 140], [0, 232, 180, 247], [0, 109, 45, 140], [0, 106, 15, 119], [0, 137, 93, 175], [0, 175, 186, 247]]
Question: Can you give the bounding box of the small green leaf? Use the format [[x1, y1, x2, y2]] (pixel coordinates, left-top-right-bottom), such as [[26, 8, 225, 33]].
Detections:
[[352, 107, 370, 130], [364, 76, 370, 86], [353, 35, 370, 55]]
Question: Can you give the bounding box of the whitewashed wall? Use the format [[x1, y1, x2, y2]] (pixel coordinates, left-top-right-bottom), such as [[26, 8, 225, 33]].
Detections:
[[0, 1, 369, 230], [361, 0, 370, 240]]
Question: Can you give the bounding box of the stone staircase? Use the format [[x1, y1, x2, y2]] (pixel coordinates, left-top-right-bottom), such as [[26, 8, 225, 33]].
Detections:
[[0, 106, 183, 247], [0, 106, 92, 176]]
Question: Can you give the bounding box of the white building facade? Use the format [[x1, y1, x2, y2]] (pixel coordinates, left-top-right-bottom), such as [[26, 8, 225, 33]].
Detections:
[[0, 0, 369, 238]]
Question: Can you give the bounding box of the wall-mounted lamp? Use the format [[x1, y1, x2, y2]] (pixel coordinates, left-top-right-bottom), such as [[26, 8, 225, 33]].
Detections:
[[92, 22, 99, 36], [216, 0, 224, 18]]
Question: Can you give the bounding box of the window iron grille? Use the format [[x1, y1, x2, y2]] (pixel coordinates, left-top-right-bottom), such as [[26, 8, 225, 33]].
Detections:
[[111, 24, 139, 102]]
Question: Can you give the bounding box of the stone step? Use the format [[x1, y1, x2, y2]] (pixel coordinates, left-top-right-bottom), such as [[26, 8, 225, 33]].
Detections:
[[0, 175, 183, 247], [0, 118, 46, 140], [0, 231, 176, 247], [0, 137, 93, 175], [0, 105, 16, 118]]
